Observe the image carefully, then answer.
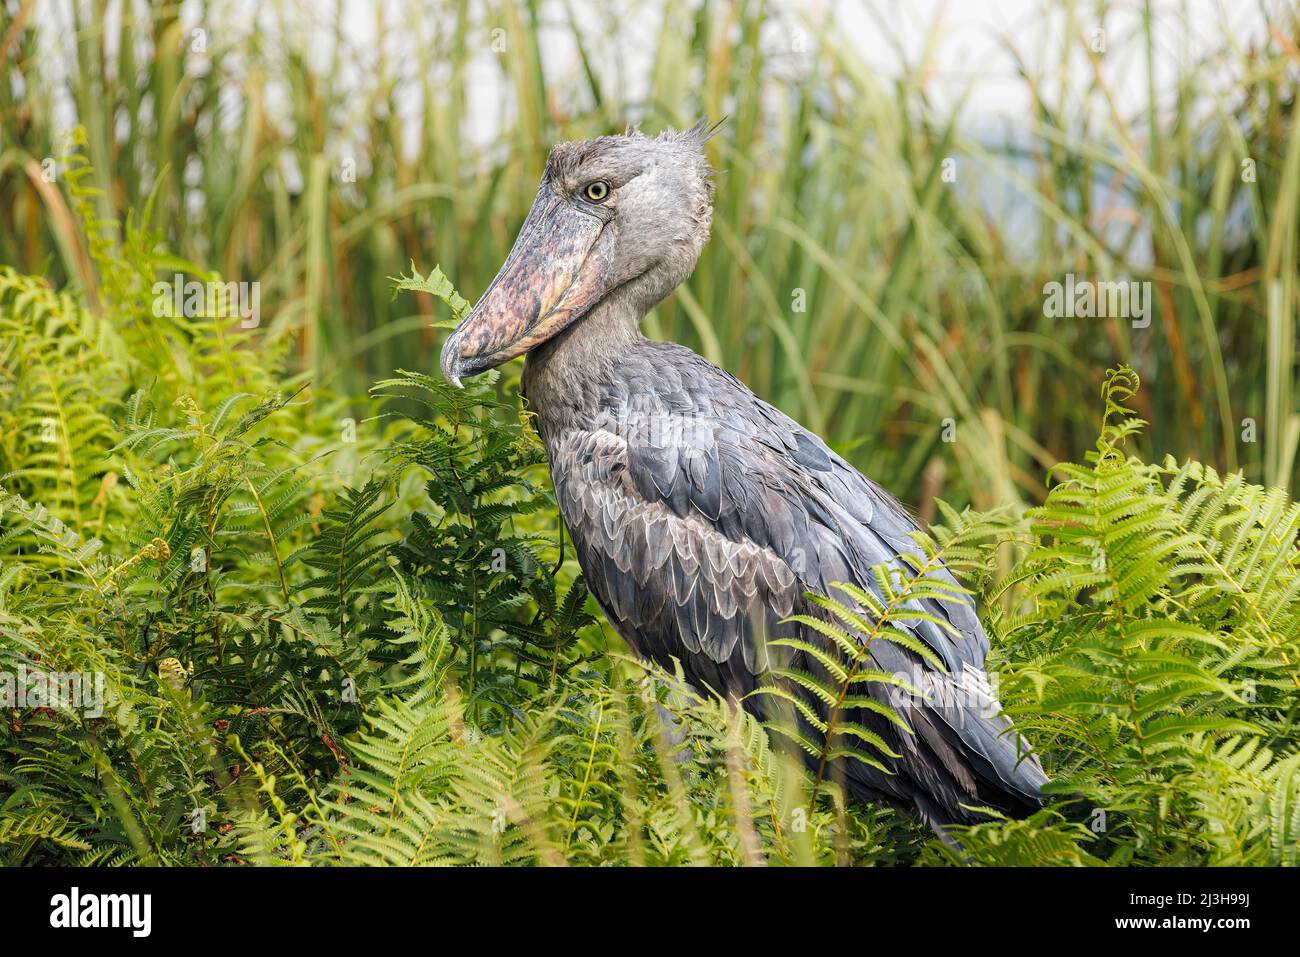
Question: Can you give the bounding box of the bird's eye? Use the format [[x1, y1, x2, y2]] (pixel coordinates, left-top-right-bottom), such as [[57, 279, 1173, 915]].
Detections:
[[584, 180, 610, 202]]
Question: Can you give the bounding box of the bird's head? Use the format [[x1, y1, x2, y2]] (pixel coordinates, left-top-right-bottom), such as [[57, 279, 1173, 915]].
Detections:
[[440, 121, 717, 386]]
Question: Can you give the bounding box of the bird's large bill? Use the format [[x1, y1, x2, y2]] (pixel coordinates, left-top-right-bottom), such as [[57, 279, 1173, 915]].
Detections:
[[440, 183, 614, 386]]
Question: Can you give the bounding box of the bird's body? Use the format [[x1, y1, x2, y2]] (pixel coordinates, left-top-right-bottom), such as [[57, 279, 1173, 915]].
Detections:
[[523, 314, 1045, 826], [442, 122, 1047, 829]]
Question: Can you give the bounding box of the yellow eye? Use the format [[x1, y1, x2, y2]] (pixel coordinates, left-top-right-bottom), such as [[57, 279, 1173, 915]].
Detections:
[[584, 180, 610, 202]]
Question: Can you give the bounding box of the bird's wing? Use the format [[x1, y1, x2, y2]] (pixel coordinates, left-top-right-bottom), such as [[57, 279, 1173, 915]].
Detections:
[[550, 414, 805, 692], [546, 342, 1045, 814], [558, 343, 986, 669]]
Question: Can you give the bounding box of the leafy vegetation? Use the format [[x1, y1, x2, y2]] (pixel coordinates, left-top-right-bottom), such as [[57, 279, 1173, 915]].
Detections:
[[1, 164, 1296, 863]]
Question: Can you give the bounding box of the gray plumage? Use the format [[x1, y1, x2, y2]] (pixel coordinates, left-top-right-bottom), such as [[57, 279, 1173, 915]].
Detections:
[[443, 122, 1048, 828]]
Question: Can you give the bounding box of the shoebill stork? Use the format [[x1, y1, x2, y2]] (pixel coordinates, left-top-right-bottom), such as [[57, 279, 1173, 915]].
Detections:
[[440, 122, 1047, 828]]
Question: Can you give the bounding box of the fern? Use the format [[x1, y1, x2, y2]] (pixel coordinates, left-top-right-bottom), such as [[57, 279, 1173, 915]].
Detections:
[[984, 367, 1300, 864], [753, 506, 1012, 808]]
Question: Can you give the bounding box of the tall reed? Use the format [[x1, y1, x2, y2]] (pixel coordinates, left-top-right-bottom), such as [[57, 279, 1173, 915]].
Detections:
[[1, 0, 1296, 508]]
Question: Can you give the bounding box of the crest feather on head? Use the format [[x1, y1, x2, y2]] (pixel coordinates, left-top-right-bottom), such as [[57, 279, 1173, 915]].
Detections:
[[667, 117, 725, 152]]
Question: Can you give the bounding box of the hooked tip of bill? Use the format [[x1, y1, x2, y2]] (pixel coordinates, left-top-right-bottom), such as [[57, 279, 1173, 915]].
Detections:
[[439, 331, 466, 389]]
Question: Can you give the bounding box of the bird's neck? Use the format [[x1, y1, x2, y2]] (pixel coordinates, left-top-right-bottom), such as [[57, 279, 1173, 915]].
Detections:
[[522, 281, 651, 432]]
